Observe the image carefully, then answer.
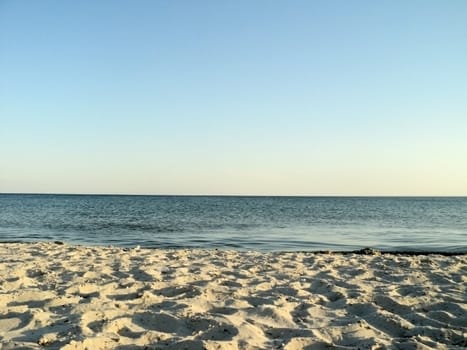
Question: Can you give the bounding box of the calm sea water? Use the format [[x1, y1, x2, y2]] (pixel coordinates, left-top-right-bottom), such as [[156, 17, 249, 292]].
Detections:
[[0, 194, 466, 252]]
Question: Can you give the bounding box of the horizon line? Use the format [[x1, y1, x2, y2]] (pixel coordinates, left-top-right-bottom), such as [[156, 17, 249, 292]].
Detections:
[[1, 192, 466, 198]]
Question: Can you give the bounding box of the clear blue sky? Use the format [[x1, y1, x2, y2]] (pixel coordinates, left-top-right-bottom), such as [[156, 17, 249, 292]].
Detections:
[[1, 0, 466, 195]]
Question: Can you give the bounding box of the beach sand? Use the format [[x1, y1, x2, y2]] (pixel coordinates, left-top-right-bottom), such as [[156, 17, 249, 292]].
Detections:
[[0, 242, 465, 349]]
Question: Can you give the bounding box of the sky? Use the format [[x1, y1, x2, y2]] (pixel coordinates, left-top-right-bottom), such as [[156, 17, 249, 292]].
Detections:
[[1, 0, 466, 196]]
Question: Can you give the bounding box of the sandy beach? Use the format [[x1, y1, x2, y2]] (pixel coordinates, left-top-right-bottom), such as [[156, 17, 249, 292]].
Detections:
[[0, 242, 465, 349]]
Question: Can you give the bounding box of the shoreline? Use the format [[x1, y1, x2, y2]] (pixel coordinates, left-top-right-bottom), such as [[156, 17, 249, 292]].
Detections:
[[2, 240, 466, 256], [1, 242, 466, 349]]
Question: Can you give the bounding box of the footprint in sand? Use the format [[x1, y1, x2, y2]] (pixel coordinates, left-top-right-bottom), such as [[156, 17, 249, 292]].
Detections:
[[0, 311, 33, 332], [132, 312, 183, 334], [186, 316, 238, 341]]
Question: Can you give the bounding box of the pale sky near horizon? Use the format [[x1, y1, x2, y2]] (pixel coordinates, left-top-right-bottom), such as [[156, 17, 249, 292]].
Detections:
[[1, 0, 466, 195]]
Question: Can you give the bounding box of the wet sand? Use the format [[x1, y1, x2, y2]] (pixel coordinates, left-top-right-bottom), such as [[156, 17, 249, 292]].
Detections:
[[0, 242, 466, 349]]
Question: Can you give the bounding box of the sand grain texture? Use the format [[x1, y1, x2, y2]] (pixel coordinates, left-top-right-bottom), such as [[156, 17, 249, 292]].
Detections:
[[0, 242, 466, 349]]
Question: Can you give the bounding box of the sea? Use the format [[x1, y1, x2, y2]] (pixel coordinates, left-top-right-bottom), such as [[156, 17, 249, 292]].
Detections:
[[0, 194, 466, 252]]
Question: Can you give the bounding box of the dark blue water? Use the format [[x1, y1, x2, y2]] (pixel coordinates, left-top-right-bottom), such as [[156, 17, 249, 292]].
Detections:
[[0, 194, 466, 252]]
